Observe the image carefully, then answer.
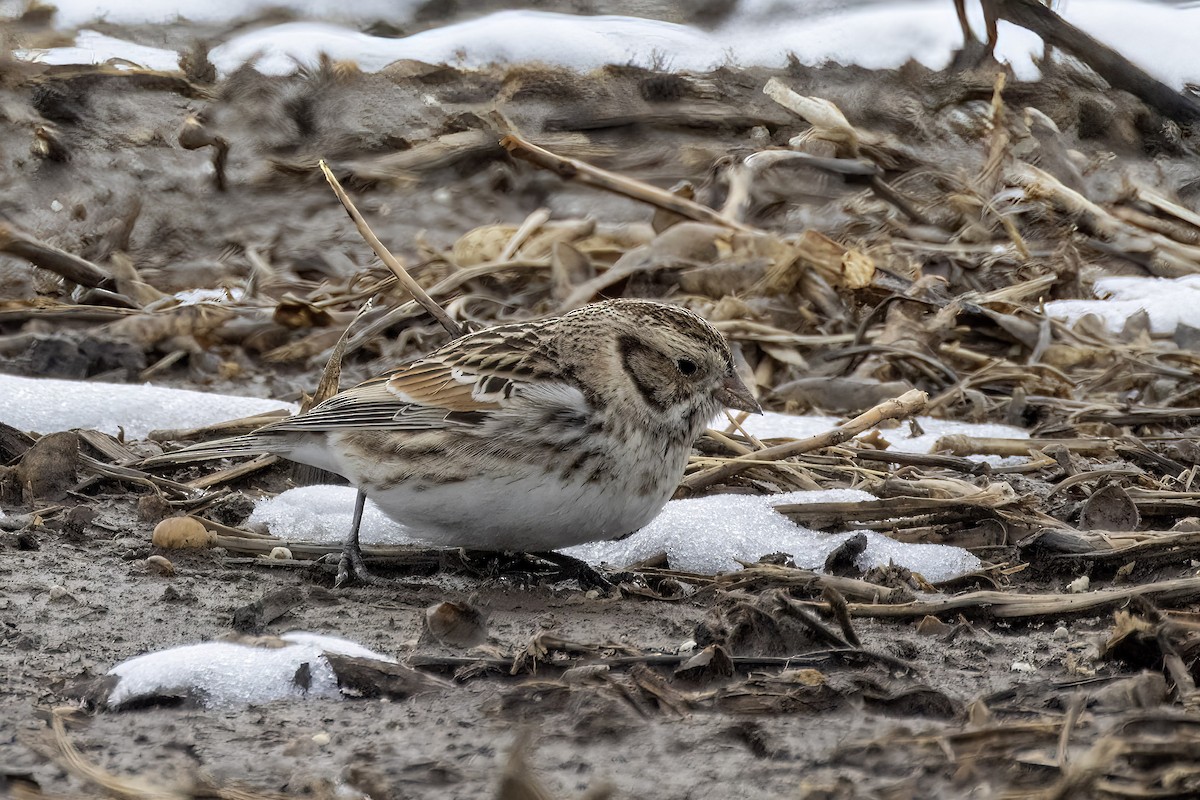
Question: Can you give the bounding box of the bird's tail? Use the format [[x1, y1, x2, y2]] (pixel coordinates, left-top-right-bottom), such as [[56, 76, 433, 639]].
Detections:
[[141, 432, 291, 467]]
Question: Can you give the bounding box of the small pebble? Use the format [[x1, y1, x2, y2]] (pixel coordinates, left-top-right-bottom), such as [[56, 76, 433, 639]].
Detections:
[[144, 555, 176, 576], [268, 546, 293, 560], [1010, 661, 1035, 673], [1054, 626, 1070, 640], [424, 599, 488, 647], [152, 517, 214, 549], [1067, 576, 1090, 593], [311, 732, 331, 746], [916, 615, 953, 636]]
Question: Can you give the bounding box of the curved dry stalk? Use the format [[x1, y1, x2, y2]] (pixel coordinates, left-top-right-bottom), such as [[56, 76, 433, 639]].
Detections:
[[500, 132, 758, 233], [318, 159, 463, 338], [680, 388, 928, 492]]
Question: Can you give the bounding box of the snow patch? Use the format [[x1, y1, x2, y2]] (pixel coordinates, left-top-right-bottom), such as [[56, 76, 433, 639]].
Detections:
[[14, 3, 1200, 87], [1045, 275, 1200, 335], [0, 374, 296, 439], [106, 632, 393, 708], [249, 485, 982, 582]]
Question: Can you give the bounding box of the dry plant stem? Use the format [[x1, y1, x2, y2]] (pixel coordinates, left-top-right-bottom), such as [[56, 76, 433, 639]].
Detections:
[[500, 133, 758, 233], [1014, 163, 1200, 276], [774, 497, 1005, 527], [868, 176, 931, 226], [304, 299, 375, 412], [46, 710, 191, 800], [681, 388, 928, 492], [991, 0, 1200, 123], [938, 435, 1116, 456], [318, 159, 463, 338], [1138, 187, 1200, 232], [823, 586, 861, 647], [187, 454, 277, 491], [826, 576, 1200, 620], [0, 222, 113, 290], [339, 261, 550, 356], [850, 448, 985, 474], [498, 206, 551, 262], [147, 410, 292, 442], [76, 454, 201, 499]]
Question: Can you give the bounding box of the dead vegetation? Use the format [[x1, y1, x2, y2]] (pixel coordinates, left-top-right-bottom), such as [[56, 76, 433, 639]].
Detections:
[[5, 2, 1200, 797]]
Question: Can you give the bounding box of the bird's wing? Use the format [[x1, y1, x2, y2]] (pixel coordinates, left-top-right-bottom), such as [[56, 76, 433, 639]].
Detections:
[[261, 329, 568, 434]]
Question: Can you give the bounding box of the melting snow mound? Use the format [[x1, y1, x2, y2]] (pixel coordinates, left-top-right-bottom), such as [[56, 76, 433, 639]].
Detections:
[[0, 374, 296, 439], [1045, 275, 1200, 335], [249, 485, 982, 582], [105, 632, 393, 709]]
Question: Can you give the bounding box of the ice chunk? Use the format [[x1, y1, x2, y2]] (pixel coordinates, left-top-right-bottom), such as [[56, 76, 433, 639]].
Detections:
[[106, 632, 393, 708], [0, 374, 296, 439], [249, 485, 981, 582], [1045, 275, 1200, 335]]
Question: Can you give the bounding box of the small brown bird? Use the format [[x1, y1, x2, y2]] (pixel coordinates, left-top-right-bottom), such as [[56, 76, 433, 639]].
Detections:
[[159, 299, 760, 586]]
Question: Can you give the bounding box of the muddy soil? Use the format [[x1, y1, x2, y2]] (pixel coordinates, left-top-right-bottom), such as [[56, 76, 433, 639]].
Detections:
[[4, 4, 1200, 799]]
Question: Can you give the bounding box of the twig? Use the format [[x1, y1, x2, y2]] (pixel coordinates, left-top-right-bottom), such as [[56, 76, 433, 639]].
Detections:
[[773, 496, 1007, 528], [46, 710, 192, 799], [849, 448, 986, 474], [0, 221, 114, 290], [827, 576, 1200, 620], [147, 410, 293, 443], [822, 587, 861, 647], [680, 389, 928, 492], [318, 160, 463, 338], [500, 132, 758, 233], [938, 435, 1116, 456], [991, 0, 1200, 123], [407, 647, 914, 676]]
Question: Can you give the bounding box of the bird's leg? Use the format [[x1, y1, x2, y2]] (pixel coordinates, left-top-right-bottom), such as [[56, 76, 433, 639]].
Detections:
[[336, 488, 385, 588]]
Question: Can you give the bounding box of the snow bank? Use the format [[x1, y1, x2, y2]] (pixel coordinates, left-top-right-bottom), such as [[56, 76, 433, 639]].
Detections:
[[13, 2, 1200, 87], [0, 374, 296, 439]]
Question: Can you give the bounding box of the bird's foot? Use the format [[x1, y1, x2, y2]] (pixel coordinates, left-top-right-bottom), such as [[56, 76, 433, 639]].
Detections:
[[534, 551, 619, 593], [334, 541, 400, 588]]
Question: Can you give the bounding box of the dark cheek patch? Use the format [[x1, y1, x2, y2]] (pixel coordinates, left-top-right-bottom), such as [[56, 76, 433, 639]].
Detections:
[[617, 335, 669, 412]]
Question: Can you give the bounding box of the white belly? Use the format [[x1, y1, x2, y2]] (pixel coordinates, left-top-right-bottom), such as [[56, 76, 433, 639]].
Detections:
[[358, 466, 671, 551]]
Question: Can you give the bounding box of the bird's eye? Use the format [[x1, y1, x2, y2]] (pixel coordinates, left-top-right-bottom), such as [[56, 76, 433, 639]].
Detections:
[[676, 358, 698, 376]]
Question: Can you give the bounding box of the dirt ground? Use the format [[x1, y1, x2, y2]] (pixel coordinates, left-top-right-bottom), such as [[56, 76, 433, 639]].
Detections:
[[5, 3, 1200, 798]]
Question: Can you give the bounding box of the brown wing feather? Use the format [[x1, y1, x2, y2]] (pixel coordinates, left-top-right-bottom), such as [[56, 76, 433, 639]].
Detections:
[[259, 320, 559, 433], [383, 357, 498, 412]]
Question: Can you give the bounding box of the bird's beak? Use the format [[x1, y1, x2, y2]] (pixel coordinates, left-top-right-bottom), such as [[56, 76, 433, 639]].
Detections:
[[715, 372, 762, 414]]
